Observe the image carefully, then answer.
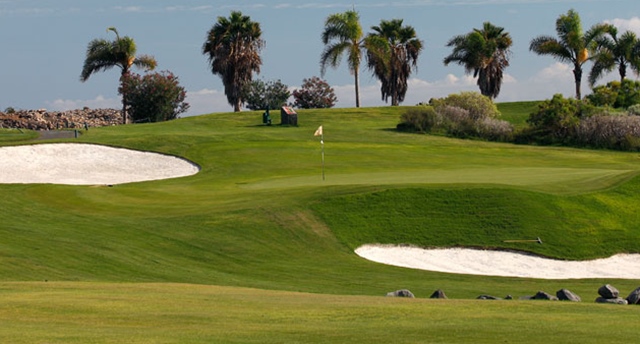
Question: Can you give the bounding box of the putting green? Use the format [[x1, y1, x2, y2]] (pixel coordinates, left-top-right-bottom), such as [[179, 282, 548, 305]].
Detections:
[[244, 167, 636, 194]]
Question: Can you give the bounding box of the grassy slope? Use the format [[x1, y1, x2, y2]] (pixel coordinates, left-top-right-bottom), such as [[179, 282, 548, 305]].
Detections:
[[2, 104, 640, 342]]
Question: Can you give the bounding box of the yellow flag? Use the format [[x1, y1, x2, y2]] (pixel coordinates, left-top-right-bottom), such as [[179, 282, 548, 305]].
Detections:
[[314, 125, 323, 136]]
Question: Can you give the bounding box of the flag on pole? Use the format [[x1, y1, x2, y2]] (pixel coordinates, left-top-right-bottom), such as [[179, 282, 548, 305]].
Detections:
[[314, 125, 323, 137]]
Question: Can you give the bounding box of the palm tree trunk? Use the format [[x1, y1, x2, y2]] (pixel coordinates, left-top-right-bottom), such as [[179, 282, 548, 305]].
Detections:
[[573, 65, 583, 100], [234, 99, 242, 112], [619, 62, 627, 84], [354, 70, 361, 108]]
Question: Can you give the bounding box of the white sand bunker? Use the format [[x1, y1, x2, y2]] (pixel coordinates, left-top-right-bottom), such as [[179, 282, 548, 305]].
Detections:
[[0, 143, 199, 185], [356, 245, 640, 279]]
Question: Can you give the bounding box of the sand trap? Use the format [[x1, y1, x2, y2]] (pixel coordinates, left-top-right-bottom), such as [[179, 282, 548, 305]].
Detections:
[[0, 143, 199, 185], [356, 245, 640, 279]]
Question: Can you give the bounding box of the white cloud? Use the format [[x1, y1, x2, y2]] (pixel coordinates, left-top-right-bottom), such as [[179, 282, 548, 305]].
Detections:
[[45, 95, 120, 111], [605, 17, 640, 35], [184, 88, 232, 116]]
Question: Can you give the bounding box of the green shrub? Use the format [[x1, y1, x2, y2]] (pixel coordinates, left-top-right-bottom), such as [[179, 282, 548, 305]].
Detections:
[[120, 71, 189, 123], [242, 79, 290, 111], [628, 104, 640, 116], [430, 91, 500, 120], [586, 80, 640, 108], [397, 106, 440, 133], [526, 94, 582, 142]]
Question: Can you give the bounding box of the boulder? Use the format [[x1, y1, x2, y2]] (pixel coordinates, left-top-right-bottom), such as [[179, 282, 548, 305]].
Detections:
[[386, 289, 415, 298], [556, 289, 581, 302], [595, 297, 628, 305], [598, 284, 619, 299], [477, 295, 502, 300], [625, 287, 640, 305], [429, 289, 447, 299], [531, 291, 558, 301]]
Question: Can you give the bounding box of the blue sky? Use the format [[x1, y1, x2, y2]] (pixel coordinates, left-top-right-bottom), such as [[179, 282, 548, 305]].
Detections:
[[1, 0, 640, 116]]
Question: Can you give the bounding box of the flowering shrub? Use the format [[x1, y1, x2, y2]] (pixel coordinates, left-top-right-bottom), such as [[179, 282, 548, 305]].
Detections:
[[119, 71, 189, 122], [292, 76, 337, 109]]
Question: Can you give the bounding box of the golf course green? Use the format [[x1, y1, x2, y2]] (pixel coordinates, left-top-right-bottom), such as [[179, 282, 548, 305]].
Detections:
[[0, 104, 639, 343]]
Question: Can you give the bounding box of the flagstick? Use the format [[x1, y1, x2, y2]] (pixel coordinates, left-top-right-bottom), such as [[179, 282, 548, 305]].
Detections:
[[321, 132, 325, 181]]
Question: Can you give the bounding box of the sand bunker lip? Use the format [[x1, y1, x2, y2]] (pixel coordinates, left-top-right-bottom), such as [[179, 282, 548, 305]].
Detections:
[[0, 143, 199, 185], [355, 244, 640, 279]]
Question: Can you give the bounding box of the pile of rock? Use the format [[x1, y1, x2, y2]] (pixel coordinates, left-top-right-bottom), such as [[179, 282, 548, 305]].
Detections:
[[0, 108, 122, 131], [385, 285, 640, 305], [596, 284, 627, 304]]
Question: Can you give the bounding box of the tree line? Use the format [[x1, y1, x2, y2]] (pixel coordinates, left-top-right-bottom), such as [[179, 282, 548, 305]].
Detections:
[[80, 8, 640, 121]]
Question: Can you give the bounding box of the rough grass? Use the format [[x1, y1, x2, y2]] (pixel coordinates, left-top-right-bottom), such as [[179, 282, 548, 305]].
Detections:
[[0, 282, 637, 344], [1, 104, 640, 342]]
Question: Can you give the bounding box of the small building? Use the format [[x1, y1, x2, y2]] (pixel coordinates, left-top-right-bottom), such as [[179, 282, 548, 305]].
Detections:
[[280, 106, 298, 126]]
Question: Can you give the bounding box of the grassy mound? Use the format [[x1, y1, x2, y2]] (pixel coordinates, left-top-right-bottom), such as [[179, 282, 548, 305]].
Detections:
[[1, 103, 640, 342]]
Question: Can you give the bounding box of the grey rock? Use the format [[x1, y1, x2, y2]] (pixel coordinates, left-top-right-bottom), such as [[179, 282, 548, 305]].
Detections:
[[595, 297, 628, 305], [386, 289, 415, 298], [625, 287, 640, 305], [556, 289, 581, 302], [531, 291, 558, 301], [598, 284, 619, 299], [477, 295, 502, 300], [429, 289, 447, 299]]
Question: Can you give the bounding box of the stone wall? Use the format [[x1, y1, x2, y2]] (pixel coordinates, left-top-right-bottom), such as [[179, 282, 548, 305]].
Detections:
[[0, 108, 123, 131]]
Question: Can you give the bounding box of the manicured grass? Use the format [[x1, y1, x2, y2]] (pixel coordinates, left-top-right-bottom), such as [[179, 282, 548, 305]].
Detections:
[[0, 282, 638, 344], [2, 104, 640, 342], [497, 100, 540, 128], [0, 128, 38, 142]]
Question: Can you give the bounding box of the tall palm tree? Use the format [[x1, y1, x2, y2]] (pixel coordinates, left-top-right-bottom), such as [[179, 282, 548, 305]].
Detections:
[[202, 11, 264, 112], [320, 10, 364, 108], [589, 24, 640, 86], [529, 9, 608, 100], [80, 27, 157, 124], [364, 19, 423, 106], [443, 22, 512, 99]]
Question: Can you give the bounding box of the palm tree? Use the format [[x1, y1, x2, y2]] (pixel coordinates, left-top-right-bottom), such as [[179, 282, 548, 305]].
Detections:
[[364, 19, 423, 106], [589, 24, 640, 86], [529, 9, 608, 100], [443, 22, 512, 99], [320, 10, 364, 108], [80, 27, 157, 124], [202, 11, 264, 112]]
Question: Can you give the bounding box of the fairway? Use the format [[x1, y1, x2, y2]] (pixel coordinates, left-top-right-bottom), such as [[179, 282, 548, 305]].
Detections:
[[2, 105, 640, 343]]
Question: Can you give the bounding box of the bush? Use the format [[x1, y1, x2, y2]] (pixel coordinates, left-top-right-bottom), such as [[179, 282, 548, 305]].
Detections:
[[292, 77, 337, 109], [120, 71, 189, 123], [242, 79, 290, 111], [438, 105, 513, 140], [398, 103, 513, 141], [628, 104, 640, 116], [398, 106, 440, 133], [574, 114, 640, 150], [430, 92, 500, 120], [526, 94, 582, 142], [586, 80, 640, 108]]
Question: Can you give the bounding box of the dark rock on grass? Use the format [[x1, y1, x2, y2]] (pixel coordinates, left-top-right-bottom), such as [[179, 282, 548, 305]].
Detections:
[[386, 289, 415, 298], [625, 287, 640, 305], [430, 289, 447, 299], [595, 297, 628, 305], [556, 289, 581, 302], [477, 295, 502, 300], [598, 284, 619, 299], [531, 291, 558, 301]]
